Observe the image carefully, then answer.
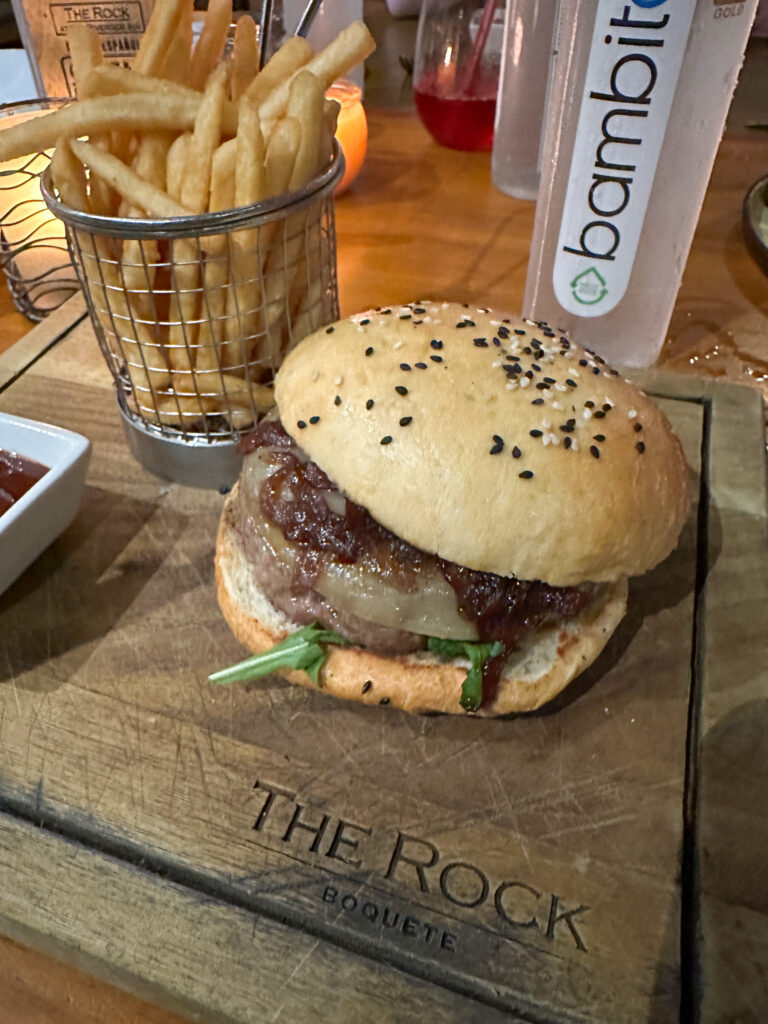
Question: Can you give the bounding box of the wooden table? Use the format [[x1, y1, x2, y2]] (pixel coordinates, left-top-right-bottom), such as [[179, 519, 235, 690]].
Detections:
[[0, 108, 766, 1024]]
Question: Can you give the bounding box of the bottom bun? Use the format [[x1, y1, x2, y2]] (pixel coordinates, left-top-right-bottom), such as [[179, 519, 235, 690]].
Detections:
[[215, 497, 629, 717]]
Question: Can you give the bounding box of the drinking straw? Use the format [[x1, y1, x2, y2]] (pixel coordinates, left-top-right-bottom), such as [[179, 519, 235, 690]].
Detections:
[[461, 0, 502, 95], [296, 0, 324, 37], [259, 0, 274, 68]]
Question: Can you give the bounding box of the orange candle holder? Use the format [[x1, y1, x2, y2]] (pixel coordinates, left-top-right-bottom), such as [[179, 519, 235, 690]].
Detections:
[[326, 79, 368, 194]]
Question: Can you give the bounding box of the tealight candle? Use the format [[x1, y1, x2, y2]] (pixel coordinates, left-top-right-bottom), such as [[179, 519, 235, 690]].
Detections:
[[326, 79, 368, 194], [0, 100, 78, 321]]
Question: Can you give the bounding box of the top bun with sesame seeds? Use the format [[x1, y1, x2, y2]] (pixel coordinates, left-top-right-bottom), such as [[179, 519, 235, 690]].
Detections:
[[274, 300, 691, 588]]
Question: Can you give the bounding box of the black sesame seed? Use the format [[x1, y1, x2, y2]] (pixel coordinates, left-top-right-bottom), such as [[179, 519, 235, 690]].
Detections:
[[559, 422, 575, 433], [579, 358, 589, 367], [309, 415, 320, 424], [523, 346, 532, 355], [360, 318, 370, 325], [535, 382, 551, 391], [543, 376, 556, 384], [381, 435, 393, 445], [566, 379, 577, 387], [400, 363, 412, 371], [561, 338, 571, 348], [413, 307, 426, 314], [395, 385, 408, 396], [512, 446, 522, 459], [413, 320, 423, 325], [531, 398, 545, 406], [530, 429, 543, 438], [366, 398, 374, 410], [399, 313, 411, 320], [564, 436, 572, 450], [519, 470, 534, 479], [602, 403, 612, 411], [531, 363, 541, 372], [498, 326, 510, 339], [636, 441, 646, 453], [493, 337, 501, 347], [297, 420, 307, 429], [430, 355, 443, 363], [400, 416, 412, 427], [590, 445, 600, 459], [474, 338, 488, 347], [592, 366, 601, 375], [490, 435, 504, 455], [430, 339, 443, 349], [525, 370, 534, 379], [634, 422, 643, 432], [365, 346, 374, 356], [334, 395, 341, 406], [362, 680, 372, 694], [379, 696, 391, 705], [514, 328, 526, 336], [595, 354, 606, 365], [593, 410, 606, 419], [325, 326, 334, 333], [415, 362, 428, 369], [585, 400, 595, 408], [593, 434, 606, 442]]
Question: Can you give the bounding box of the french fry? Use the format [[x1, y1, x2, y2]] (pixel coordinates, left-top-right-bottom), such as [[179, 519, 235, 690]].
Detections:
[[231, 15, 258, 101], [66, 23, 102, 98], [187, 0, 233, 91], [81, 65, 241, 136], [166, 132, 190, 202], [70, 138, 194, 219], [181, 61, 229, 213], [196, 137, 238, 374], [160, 4, 193, 84], [245, 35, 313, 108], [133, 0, 191, 77], [286, 70, 324, 190], [50, 136, 88, 211], [258, 21, 375, 121], [0, 93, 205, 163]]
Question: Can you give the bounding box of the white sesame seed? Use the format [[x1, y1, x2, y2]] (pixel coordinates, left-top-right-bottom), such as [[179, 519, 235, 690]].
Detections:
[[312, 370, 319, 382], [628, 408, 638, 419], [583, 408, 592, 420], [393, 339, 403, 349], [542, 434, 551, 446], [571, 438, 580, 452], [555, 383, 567, 392], [550, 433, 560, 446], [506, 380, 518, 390], [334, 376, 343, 386], [552, 401, 563, 411], [519, 377, 530, 389], [542, 419, 551, 429]]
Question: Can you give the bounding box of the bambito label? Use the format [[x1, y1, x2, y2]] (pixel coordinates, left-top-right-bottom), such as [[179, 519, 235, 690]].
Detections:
[[553, 0, 696, 316]]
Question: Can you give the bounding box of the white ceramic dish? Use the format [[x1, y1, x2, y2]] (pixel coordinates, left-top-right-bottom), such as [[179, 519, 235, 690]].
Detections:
[[0, 412, 91, 596]]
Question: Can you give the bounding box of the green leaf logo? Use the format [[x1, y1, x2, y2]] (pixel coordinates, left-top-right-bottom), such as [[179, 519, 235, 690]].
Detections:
[[570, 267, 608, 306]]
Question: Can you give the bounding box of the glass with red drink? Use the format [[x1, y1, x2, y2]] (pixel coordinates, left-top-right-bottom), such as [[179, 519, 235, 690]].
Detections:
[[413, 0, 504, 152]]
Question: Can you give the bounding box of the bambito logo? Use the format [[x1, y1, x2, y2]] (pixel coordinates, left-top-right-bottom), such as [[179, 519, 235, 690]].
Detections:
[[553, 0, 696, 316]]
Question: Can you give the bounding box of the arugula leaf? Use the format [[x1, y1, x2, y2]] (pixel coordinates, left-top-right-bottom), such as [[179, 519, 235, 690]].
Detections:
[[209, 624, 351, 688], [427, 637, 506, 712]]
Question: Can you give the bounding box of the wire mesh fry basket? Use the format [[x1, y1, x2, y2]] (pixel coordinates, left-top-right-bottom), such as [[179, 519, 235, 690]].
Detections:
[[41, 149, 343, 488]]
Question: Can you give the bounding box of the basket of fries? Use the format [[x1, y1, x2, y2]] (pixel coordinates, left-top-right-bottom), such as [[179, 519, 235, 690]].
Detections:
[[0, 0, 375, 487]]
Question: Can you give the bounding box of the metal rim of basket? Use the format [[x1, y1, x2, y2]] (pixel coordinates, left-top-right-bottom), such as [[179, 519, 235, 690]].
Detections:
[[39, 143, 345, 239]]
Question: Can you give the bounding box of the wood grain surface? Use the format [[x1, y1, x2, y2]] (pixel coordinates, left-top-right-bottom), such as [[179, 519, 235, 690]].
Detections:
[[0, 94, 766, 1023]]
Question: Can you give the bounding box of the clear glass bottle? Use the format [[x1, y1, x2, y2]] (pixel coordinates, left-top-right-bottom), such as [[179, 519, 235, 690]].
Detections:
[[524, 0, 759, 366]]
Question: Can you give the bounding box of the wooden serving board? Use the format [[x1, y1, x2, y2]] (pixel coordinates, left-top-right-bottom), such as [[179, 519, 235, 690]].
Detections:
[[0, 317, 766, 1023]]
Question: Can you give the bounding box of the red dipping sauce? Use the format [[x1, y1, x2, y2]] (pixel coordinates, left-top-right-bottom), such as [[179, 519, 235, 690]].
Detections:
[[0, 449, 48, 516]]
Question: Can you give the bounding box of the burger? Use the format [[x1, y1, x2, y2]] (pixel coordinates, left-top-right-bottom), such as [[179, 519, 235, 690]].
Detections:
[[213, 301, 690, 716]]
